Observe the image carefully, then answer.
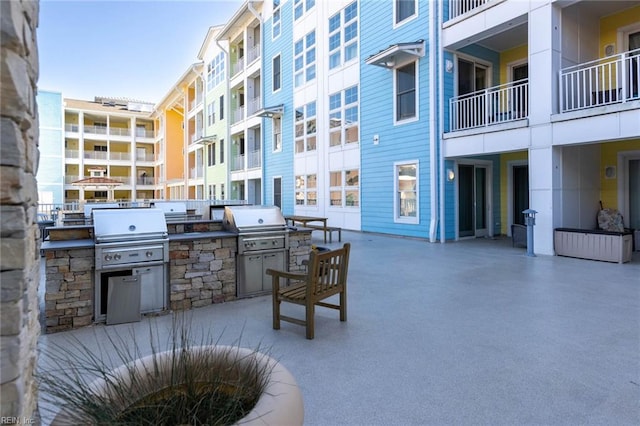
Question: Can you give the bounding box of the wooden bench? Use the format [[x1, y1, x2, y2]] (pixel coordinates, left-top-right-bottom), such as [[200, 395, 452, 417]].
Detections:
[[305, 224, 342, 243], [266, 243, 351, 339]]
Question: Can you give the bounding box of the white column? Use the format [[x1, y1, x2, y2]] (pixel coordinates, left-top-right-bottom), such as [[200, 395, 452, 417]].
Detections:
[[527, 1, 562, 255]]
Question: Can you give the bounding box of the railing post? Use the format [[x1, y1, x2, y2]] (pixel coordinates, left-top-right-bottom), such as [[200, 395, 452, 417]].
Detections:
[[621, 52, 628, 103]]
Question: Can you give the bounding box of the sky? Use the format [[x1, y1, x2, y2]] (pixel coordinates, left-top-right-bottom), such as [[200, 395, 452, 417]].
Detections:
[[38, 0, 243, 104]]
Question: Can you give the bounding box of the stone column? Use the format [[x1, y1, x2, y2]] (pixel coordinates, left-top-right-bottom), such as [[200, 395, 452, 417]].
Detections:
[[0, 0, 41, 421]]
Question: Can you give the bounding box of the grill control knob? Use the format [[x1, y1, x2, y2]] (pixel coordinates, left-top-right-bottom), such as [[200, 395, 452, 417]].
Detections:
[[272, 240, 277, 245], [146, 251, 153, 258], [114, 254, 121, 260], [105, 254, 112, 261]]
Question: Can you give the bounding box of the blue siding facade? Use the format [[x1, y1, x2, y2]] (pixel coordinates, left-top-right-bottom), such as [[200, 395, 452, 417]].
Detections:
[[262, 1, 295, 215], [360, 1, 433, 238]]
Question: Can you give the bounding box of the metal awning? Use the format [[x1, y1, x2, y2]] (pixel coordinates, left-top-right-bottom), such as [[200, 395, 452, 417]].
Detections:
[[256, 104, 284, 118], [365, 40, 425, 69]]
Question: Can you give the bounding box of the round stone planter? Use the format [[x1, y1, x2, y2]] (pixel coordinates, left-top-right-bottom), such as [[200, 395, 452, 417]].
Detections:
[[52, 345, 304, 425]]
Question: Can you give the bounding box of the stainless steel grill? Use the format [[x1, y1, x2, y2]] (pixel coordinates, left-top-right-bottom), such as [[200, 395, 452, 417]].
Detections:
[[92, 208, 169, 325], [223, 206, 288, 297], [153, 201, 188, 223]]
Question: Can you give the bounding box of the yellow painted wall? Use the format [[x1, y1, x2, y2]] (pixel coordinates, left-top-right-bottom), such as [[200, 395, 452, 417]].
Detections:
[[600, 139, 640, 209], [600, 5, 640, 56], [110, 143, 128, 153], [165, 108, 185, 181], [499, 45, 528, 84], [499, 150, 528, 234]]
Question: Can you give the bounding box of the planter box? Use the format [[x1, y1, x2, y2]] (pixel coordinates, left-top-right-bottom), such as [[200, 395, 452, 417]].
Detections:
[[554, 228, 633, 264]]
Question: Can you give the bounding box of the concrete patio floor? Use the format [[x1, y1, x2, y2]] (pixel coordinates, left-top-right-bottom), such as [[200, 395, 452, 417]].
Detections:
[[38, 231, 640, 425]]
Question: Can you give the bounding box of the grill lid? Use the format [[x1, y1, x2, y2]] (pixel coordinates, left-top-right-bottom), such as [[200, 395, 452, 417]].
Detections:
[[222, 205, 286, 233], [93, 208, 168, 243]]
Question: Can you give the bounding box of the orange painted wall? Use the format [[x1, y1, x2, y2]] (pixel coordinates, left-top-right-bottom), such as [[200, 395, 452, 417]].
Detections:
[[165, 108, 184, 182]]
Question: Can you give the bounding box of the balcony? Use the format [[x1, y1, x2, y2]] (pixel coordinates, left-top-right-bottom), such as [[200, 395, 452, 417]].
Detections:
[[109, 151, 132, 161], [247, 43, 260, 65], [247, 96, 261, 116], [136, 176, 156, 185], [64, 175, 80, 184], [232, 58, 245, 77], [449, 0, 493, 20], [65, 149, 79, 159], [135, 128, 155, 138], [449, 79, 528, 132], [109, 127, 131, 137], [83, 125, 108, 135], [231, 107, 245, 125], [559, 49, 640, 114], [190, 132, 203, 145], [84, 151, 109, 160], [247, 149, 261, 169], [231, 154, 244, 172], [65, 124, 79, 133], [136, 152, 156, 162], [189, 167, 203, 179]]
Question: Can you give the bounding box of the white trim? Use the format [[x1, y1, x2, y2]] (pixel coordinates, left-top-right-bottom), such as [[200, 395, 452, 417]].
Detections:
[[272, 53, 282, 93], [272, 175, 282, 209], [507, 59, 528, 83], [392, 0, 418, 29], [393, 60, 419, 126], [617, 22, 640, 52], [393, 160, 419, 224]]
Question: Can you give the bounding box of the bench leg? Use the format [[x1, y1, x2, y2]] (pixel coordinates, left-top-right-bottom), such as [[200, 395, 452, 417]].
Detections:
[[339, 290, 347, 322], [272, 293, 281, 330], [305, 303, 315, 339], [338, 229, 341, 242]]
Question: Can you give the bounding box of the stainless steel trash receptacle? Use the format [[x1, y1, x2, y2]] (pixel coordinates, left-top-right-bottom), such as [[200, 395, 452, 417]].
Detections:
[[106, 275, 141, 325]]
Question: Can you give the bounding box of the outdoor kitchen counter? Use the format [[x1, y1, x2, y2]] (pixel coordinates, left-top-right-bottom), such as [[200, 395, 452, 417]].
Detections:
[[41, 239, 94, 251], [168, 231, 236, 241]]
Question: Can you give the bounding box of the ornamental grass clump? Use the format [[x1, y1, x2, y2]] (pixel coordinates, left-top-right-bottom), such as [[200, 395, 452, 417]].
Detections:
[[38, 316, 274, 425]]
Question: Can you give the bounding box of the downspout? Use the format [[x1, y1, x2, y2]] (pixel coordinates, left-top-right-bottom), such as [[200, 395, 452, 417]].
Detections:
[[247, 0, 264, 204], [215, 37, 230, 201], [428, 0, 438, 242], [438, 0, 446, 243]]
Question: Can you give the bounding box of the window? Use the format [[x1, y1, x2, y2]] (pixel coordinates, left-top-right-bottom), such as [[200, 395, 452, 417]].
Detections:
[[207, 52, 225, 91], [219, 95, 224, 120], [295, 174, 316, 206], [208, 143, 216, 166], [273, 55, 281, 92], [219, 139, 224, 164], [294, 0, 315, 20], [93, 191, 108, 199], [220, 183, 225, 200], [395, 0, 416, 25], [395, 161, 418, 222], [294, 101, 316, 153], [93, 145, 107, 151], [329, 85, 359, 147], [273, 177, 282, 208], [395, 62, 417, 122], [328, 2, 358, 70], [273, 117, 282, 152], [209, 184, 216, 200], [272, 0, 281, 39], [207, 101, 215, 126], [294, 30, 316, 87], [330, 169, 359, 207]]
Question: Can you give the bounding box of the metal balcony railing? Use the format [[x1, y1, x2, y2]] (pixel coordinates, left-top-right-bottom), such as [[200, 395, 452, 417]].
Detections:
[[231, 154, 244, 171], [64, 175, 80, 184], [109, 151, 131, 161], [247, 96, 261, 116], [135, 128, 154, 138], [449, 79, 529, 132], [559, 48, 640, 113], [247, 149, 261, 169], [84, 151, 109, 160], [232, 107, 245, 124], [232, 57, 245, 77], [247, 43, 260, 64], [109, 127, 131, 137], [83, 125, 108, 135], [65, 149, 79, 159], [136, 152, 155, 162], [449, 0, 492, 20]]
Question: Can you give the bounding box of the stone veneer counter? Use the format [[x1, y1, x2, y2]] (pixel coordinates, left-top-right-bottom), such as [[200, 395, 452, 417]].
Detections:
[[41, 223, 313, 333]]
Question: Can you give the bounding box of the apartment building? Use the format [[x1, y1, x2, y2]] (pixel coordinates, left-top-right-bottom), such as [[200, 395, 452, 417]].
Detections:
[[55, 96, 157, 203], [441, 0, 640, 254], [217, 1, 265, 205], [37, 0, 640, 256]]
